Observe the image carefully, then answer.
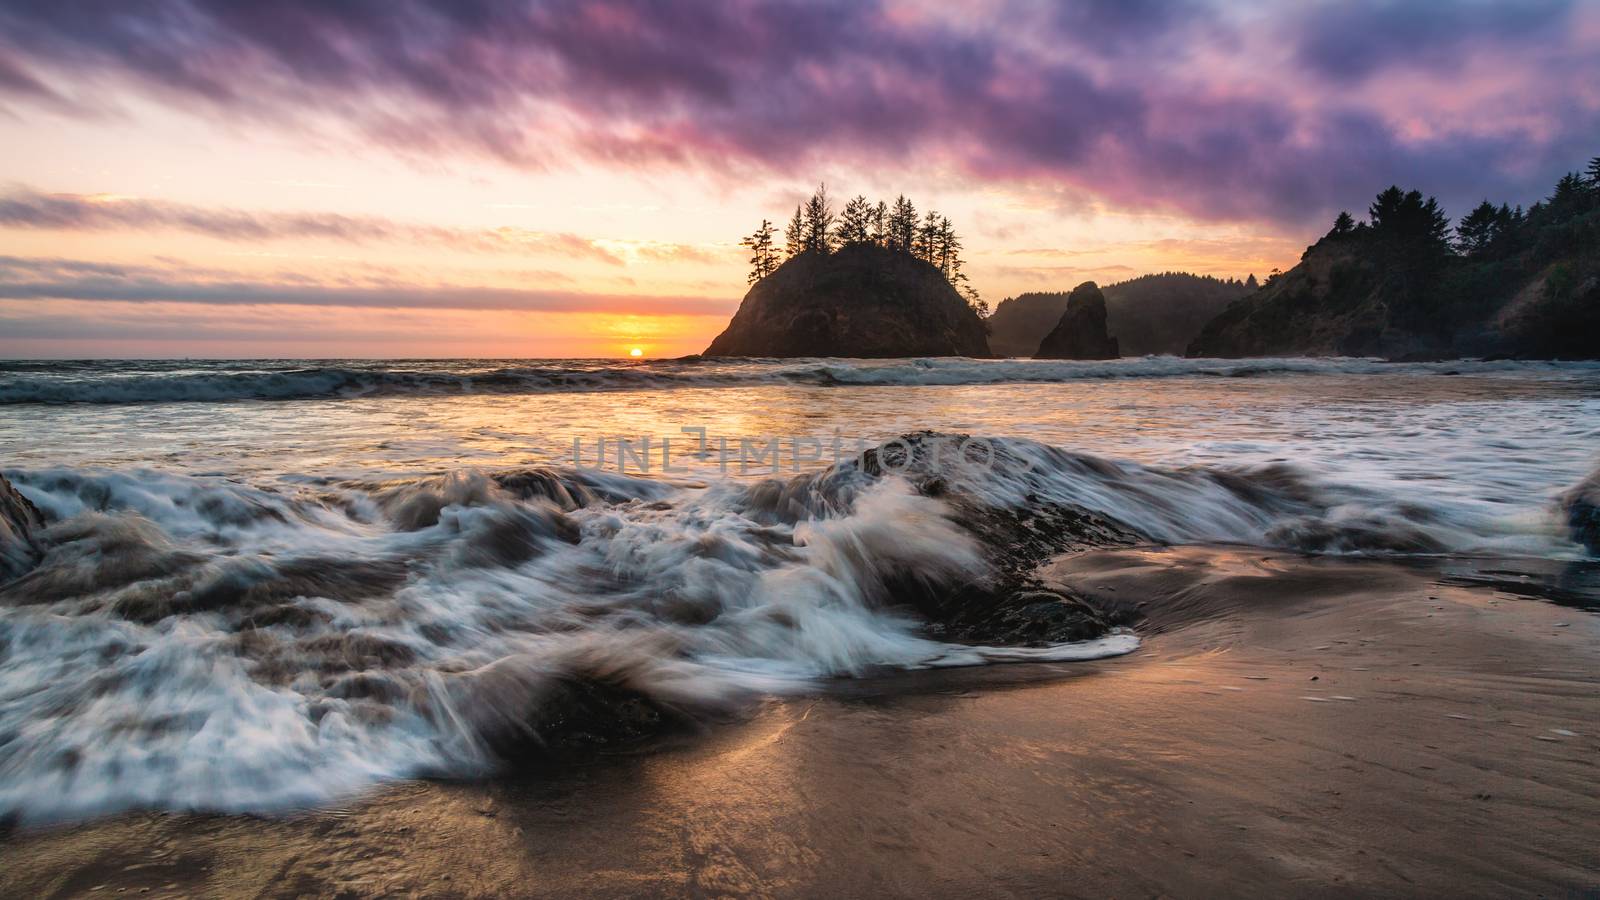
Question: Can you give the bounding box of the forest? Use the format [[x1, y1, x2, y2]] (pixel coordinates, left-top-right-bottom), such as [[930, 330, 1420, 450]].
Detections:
[[741, 186, 987, 314]]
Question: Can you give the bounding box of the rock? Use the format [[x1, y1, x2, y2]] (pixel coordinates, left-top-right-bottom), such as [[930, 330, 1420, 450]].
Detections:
[[1562, 468, 1600, 554], [703, 243, 990, 358], [985, 292, 1071, 357], [987, 274, 1247, 358], [1034, 282, 1119, 359], [0, 473, 44, 583]]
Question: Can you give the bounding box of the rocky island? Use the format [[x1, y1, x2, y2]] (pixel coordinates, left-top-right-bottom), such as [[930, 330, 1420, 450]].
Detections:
[[705, 186, 992, 358], [704, 244, 990, 358]]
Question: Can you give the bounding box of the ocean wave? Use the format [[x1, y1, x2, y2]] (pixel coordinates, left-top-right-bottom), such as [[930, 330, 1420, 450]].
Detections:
[[4, 356, 1598, 404], [0, 434, 1588, 823]]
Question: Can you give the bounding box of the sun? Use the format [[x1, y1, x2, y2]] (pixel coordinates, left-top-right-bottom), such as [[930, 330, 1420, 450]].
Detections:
[[629, 347, 643, 357]]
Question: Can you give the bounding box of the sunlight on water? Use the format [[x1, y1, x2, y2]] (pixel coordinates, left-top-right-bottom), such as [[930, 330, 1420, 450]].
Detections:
[[0, 357, 1596, 823]]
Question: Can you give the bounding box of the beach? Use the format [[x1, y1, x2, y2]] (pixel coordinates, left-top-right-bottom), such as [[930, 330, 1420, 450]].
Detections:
[[4, 546, 1595, 897]]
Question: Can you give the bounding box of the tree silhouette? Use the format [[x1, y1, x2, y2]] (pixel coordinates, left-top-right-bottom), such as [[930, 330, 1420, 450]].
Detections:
[[784, 205, 805, 259], [914, 210, 942, 264], [801, 184, 835, 254], [743, 186, 988, 318], [1549, 172, 1589, 217], [1245, 273, 1259, 290], [1587, 156, 1600, 187], [886, 195, 918, 253], [741, 219, 779, 283], [1369, 186, 1451, 257], [1330, 210, 1355, 236], [1454, 201, 1499, 257], [835, 195, 874, 246]]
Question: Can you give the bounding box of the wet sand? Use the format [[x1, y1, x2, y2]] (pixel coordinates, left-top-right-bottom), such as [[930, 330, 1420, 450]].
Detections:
[[3, 547, 1597, 898]]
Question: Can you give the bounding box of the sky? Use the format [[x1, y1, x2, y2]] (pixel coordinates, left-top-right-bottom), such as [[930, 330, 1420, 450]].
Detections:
[[1, 0, 1596, 358]]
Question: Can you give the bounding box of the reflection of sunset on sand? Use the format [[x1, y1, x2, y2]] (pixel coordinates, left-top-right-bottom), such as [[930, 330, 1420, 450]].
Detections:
[[4, 547, 1593, 896]]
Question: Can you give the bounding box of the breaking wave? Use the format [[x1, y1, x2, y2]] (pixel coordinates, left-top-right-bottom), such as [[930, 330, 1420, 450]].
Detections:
[[5, 357, 1598, 404], [0, 433, 1589, 824]]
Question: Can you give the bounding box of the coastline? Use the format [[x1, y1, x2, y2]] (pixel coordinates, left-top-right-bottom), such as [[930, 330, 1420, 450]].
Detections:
[[4, 547, 1595, 898]]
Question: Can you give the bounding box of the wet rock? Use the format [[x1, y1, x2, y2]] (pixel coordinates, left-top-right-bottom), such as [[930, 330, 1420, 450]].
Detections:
[[909, 586, 1111, 646], [1561, 468, 1600, 554], [0, 473, 44, 583]]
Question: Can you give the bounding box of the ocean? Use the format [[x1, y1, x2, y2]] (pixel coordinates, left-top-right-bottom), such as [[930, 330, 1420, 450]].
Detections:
[[1, 355, 1597, 824]]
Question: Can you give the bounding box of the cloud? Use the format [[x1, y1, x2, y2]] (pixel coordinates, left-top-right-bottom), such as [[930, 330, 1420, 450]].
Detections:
[[0, 255, 735, 316], [0, 188, 634, 263], [1291, 0, 1576, 83], [0, 1, 1595, 227]]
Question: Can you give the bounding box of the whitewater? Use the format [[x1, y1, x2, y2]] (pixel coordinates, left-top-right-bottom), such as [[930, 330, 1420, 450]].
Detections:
[[1, 356, 1596, 824]]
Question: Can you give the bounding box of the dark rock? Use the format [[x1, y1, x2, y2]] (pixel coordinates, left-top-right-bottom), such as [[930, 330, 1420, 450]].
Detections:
[[760, 432, 1140, 646], [1035, 282, 1120, 359], [1562, 468, 1600, 554], [703, 244, 991, 358], [987, 274, 1247, 357], [0, 473, 45, 583]]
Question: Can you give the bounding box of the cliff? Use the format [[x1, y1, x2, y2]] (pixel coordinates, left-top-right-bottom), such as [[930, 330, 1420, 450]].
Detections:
[[704, 244, 991, 358], [1190, 184, 1599, 360]]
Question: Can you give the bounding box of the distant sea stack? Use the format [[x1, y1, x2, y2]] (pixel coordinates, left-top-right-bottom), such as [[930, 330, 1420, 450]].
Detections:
[[704, 244, 991, 358], [1034, 282, 1119, 360], [987, 273, 1249, 357]]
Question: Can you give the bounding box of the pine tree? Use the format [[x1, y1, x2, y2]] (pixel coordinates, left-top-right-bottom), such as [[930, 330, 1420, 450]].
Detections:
[[1368, 186, 1406, 230], [802, 184, 835, 254], [784, 203, 806, 256], [886, 195, 917, 253], [936, 216, 958, 278], [871, 201, 888, 245], [914, 210, 941, 263], [1245, 273, 1259, 290], [1370, 187, 1451, 257], [1330, 210, 1355, 237], [1454, 201, 1499, 257], [835, 195, 874, 246], [1549, 172, 1589, 218], [1586, 156, 1600, 187], [741, 219, 779, 284]]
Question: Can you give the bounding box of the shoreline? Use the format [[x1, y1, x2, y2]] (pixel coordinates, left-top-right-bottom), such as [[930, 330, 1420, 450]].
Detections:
[[3, 547, 1597, 897]]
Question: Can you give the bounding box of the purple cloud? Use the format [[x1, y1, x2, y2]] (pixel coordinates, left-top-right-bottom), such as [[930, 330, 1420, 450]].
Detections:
[[0, 188, 637, 263], [0, 255, 734, 315], [0, 0, 1594, 227]]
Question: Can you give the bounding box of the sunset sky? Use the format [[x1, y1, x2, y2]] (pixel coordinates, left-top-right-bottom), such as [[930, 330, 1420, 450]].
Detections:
[[2, 0, 1596, 358]]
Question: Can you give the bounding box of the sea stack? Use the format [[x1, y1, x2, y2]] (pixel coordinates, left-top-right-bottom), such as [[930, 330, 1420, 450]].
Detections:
[[0, 473, 44, 583], [1034, 282, 1119, 360], [703, 244, 991, 358]]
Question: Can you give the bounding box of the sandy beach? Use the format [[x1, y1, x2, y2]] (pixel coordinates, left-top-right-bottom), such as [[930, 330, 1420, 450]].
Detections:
[[4, 546, 1594, 898]]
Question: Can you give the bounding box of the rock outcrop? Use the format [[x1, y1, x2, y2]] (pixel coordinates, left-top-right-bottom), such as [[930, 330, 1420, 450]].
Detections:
[[988, 274, 1247, 357], [0, 473, 44, 583], [1034, 282, 1120, 359], [1563, 468, 1600, 555], [703, 244, 991, 358]]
